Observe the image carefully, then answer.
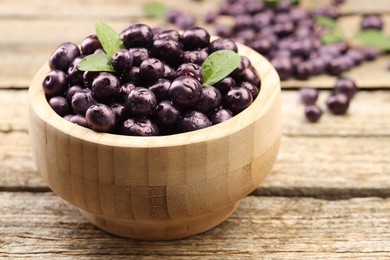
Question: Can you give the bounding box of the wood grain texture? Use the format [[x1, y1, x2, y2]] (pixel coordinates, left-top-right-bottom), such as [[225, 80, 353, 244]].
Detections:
[[1, 0, 390, 88], [2, 91, 390, 194], [27, 45, 281, 239], [1, 192, 390, 259]]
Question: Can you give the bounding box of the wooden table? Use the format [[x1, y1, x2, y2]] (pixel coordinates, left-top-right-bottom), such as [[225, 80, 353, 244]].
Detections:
[[1, 0, 390, 258]]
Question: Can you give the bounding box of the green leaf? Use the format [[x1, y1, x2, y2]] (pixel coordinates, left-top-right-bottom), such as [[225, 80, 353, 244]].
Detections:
[[321, 31, 344, 44], [353, 29, 390, 51], [95, 20, 124, 56], [142, 2, 167, 18], [77, 54, 114, 72], [202, 50, 241, 86], [314, 15, 338, 29]]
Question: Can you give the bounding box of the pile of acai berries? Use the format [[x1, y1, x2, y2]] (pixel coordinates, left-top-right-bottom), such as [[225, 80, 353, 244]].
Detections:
[[42, 24, 260, 136]]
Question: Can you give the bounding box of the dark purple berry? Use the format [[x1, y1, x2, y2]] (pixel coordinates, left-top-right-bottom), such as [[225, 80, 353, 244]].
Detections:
[[182, 49, 208, 64], [179, 111, 212, 133], [155, 30, 181, 42], [300, 88, 319, 105], [168, 76, 202, 107], [182, 27, 210, 50], [42, 70, 68, 97], [69, 114, 89, 128], [118, 82, 136, 101], [209, 38, 238, 53], [165, 9, 182, 24], [149, 79, 171, 101], [176, 63, 203, 82], [214, 76, 236, 95], [110, 103, 125, 122], [125, 87, 157, 117], [326, 93, 350, 115], [121, 24, 154, 48], [204, 10, 218, 24], [224, 87, 253, 114], [295, 61, 314, 80], [83, 71, 99, 89], [67, 56, 84, 86], [71, 90, 96, 115], [85, 104, 115, 132], [362, 46, 381, 61], [111, 49, 133, 72], [128, 48, 150, 66], [271, 57, 292, 81], [334, 77, 357, 99], [49, 42, 80, 72], [240, 68, 260, 87], [66, 85, 83, 104], [80, 35, 102, 55], [196, 86, 222, 113], [209, 108, 233, 125], [175, 14, 196, 30], [240, 82, 259, 99], [163, 63, 176, 80], [361, 14, 383, 30], [305, 104, 322, 122], [91, 72, 120, 104], [152, 38, 183, 66], [155, 100, 181, 126], [139, 58, 165, 84], [120, 118, 159, 136], [49, 96, 70, 117]]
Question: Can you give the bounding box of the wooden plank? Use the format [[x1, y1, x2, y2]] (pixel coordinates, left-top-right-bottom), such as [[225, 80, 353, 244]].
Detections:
[[1, 193, 389, 258], [1, 90, 390, 193], [1, 1, 390, 88]]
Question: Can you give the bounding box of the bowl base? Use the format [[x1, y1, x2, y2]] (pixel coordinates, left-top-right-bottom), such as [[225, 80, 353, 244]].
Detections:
[[79, 202, 239, 240]]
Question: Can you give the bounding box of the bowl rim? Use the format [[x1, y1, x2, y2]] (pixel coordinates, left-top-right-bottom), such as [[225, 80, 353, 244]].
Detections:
[[28, 42, 281, 148]]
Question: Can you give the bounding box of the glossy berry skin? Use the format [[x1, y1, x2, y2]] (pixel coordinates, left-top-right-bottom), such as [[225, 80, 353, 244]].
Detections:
[[128, 48, 150, 66], [304, 104, 322, 122], [271, 56, 292, 81], [214, 77, 236, 94], [110, 103, 125, 122], [151, 38, 183, 66], [67, 56, 84, 86], [121, 24, 154, 48], [179, 111, 212, 133], [49, 42, 80, 72], [68, 114, 89, 128], [71, 90, 96, 115], [42, 70, 68, 97], [209, 38, 238, 53], [240, 68, 260, 87], [209, 108, 233, 125], [139, 58, 165, 84], [155, 100, 181, 126], [83, 71, 99, 89], [85, 104, 115, 132], [168, 76, 202, 108], [240, 82, 259, 99], [232, 56, 251, 77], [334, 77, 357, 99], [80, 35, 102, 55], [299, 88, 319, 105], [149, 79, 171, 101], [91, 72, 120, 104], [118, 82, 136, 101], [49, 96, 70, 117], [181, 27, 210, 50], [224, 87, 253, 114], [176, 63, 203, 82], [155, 30, 181, 42], [125, 87, 157, 117], [196, 86, 222, 113], [163, 64, 176, 80], [326, 93, 350, 115], [120, 118, 160, 136], [183, 49, 209, 64], [111, 49, 133, 72], [66, 85, 83, 104]]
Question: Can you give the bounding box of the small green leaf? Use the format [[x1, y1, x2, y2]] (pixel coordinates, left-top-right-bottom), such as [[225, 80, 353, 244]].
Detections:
[[202, 50, 241, 86], [314, 15, 338, 29], [95, 21, 124, 56], [77, 54, 114, 72], [353, 29, 390, 51], [320, 31, 344, 44], [142, 2, 167, 18]]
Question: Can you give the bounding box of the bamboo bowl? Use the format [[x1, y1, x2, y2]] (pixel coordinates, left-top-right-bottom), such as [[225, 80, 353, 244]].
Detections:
[[28, 43, 281, 240]]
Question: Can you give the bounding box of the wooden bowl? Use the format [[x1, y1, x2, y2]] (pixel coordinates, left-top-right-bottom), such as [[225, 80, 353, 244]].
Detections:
[[28, 43, 281, 240]]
